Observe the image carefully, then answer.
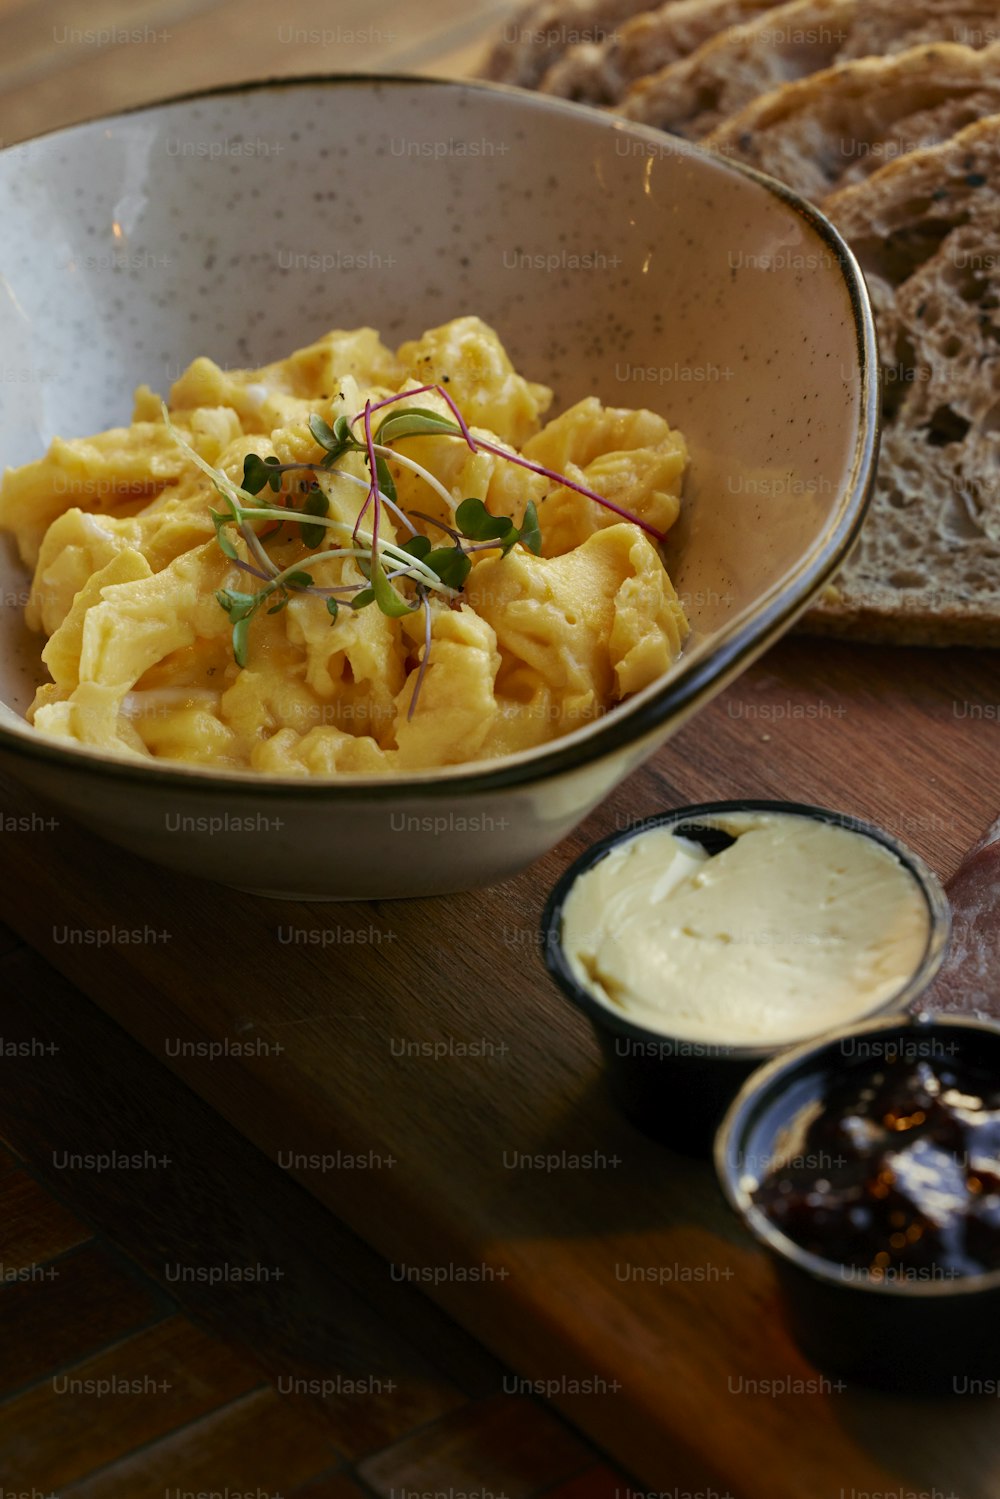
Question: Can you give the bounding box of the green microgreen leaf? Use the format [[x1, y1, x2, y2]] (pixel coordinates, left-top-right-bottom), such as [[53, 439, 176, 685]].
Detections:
[[242, 453, 282, 495], [311, 412, 365, 469], [375, 407, 462, 445], [232, 616, 251, 668], [371, 554, 416, 618], [455, 496, 514, 541], [350, 588, 376, 610], [210, 509, 239, 560], [519, 500, 542, 556], [215, 587, 261, 623], [284, 570, 314, 589], [308, 413, 339, 451], [216, 581, 278, 665], [454, 496, 540, 557], [374, 453, 397, 507], [299, 488, 330, 549], [326, 598, 339, 623], [267, 595, 290, 615], [425, 546, 472, 590], [401, 535, 432, 561]]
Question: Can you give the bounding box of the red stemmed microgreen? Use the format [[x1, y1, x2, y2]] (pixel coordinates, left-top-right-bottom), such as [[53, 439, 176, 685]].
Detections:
[[361, 398, 418, 622], [164, 376, 663, 714], [349, 384, 665, 543], [353, 382, 478, 452]]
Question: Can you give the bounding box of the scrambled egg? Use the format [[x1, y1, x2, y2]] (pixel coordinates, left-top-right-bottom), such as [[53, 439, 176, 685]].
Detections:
[[0, 318, 689, 774]]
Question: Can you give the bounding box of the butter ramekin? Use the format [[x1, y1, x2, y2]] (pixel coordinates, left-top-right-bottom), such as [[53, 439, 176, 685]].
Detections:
[[540, 799, 950, 1153]]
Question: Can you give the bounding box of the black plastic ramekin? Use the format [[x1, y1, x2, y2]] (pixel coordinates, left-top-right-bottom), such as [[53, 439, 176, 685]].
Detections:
[[540, 800, 950, 1154], [715, 1013, 1000, 1393]]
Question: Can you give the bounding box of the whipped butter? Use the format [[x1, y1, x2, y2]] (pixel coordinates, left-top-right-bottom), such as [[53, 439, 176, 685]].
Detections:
[[560, 812, 930, 1047]]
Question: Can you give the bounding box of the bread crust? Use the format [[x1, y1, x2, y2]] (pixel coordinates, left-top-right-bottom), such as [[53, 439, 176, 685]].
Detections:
[[482, 0, 658, 87], [540, 0, 787, 104], [704, 41, 1000, 197], [620, 0, 858, 134], [802, 113, 1000, 643], [799, 605, 1000, 646], [619, 0, 1000, 140]]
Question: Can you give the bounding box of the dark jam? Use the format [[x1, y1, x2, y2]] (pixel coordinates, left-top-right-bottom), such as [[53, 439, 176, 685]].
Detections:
[[753, 1052, 1000, 1277]]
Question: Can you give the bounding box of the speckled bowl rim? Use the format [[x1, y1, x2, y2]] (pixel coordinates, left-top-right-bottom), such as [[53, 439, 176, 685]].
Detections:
[[715, 1012, 1000, 1297], [0, 73, 880, 799], [539, 799, 951, 1062]]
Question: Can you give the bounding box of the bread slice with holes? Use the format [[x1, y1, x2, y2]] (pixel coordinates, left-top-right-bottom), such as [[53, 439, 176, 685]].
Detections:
[[801, 114, 1000, 644], [619, 2, 1000, 141], [481, 0, 658, 87], [703, 42, 1000, 201], [619, 0, 857, 137], [539, 0, 787, 105]]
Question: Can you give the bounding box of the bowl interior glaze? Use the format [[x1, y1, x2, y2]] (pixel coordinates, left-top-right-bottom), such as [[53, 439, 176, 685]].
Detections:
[[0, 75, 876, 789]]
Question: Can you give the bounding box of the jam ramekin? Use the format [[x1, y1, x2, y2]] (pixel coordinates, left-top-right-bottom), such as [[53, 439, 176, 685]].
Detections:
[[714, 1012, 1000, 1392], [540, 800, 950, 1153]]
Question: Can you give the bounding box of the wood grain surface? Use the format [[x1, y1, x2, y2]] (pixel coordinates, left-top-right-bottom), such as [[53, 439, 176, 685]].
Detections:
[[0, 943, 617, 1494], [2, 3, 999, 1492], [1, 636, 998, 1495], [0, 0, 511, 146]]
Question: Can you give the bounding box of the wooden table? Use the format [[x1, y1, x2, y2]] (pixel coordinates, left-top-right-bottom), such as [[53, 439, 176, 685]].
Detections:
[[2, 637, 999, 1496], [3, 3, 1000, 1493], [0, 0, 513, 147], [0, 932, 608, 1497]]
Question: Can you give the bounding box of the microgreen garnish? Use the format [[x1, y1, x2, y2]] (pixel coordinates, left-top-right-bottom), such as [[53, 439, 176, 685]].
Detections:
[[308, 412, 361, 466], [165, 375, 664, 719], [307, 414, 339, 451], [299, 488, 330, 549], [375, 407, 465, 444], [211, 509, 239, 560], [216, 587, 266, 668], [519, 501, 542, 556], [349, 385, 665, 542], [362, 397, 414, 620], [401, 534, 433, 561], [241, 453, 283, 495], [425, 546, 472, 591], [356, 382, 478, 451], [454, 496, 542, 557]]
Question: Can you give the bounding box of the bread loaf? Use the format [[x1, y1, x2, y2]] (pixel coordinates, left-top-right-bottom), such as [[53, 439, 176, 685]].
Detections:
[[539, 0, 786, 104], [703, 41, 1000, 200], [619, 1, 1000, 141], [804, 114, 1000, 643], [483, 0, 659, 86]]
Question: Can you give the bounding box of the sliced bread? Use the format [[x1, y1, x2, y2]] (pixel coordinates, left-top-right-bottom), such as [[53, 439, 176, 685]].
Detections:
[[842, 0, 1000, 57], [620, 1, 1000, 140], [482, 0, 658, 87], [803, 114, 1000, 644], [702, 41, 1000, 200], [539, 0, 786, 105], [620, 0, 856, 135]]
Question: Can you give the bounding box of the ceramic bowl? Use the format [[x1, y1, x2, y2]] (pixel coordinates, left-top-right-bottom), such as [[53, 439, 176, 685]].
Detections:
[[0, 76, 878, 899]]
